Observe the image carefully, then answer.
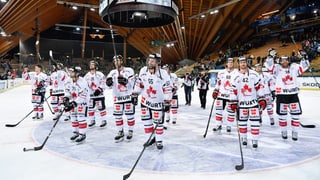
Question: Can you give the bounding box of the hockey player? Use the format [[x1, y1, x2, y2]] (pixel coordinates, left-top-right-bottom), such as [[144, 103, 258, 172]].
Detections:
[[84, 61, 107, 128], [265, 53, 310, 141], [106, 55, 136, 142], [254, 63, 276, 125], [132, 53, 172, 150], [49, 63, 70, 121], [22, 64, 48, 120], [212, 57, 237, 133], [63, 66, 90, 143], [230, 57, 266, 148], [162, 64, 179, 124]]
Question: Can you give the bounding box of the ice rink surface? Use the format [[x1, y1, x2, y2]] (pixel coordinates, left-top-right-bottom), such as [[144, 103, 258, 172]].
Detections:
[[1, 84, 320, 180]]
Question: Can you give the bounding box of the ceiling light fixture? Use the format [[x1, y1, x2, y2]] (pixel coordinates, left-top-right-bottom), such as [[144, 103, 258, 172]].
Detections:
[[261, 9, 279, 16]]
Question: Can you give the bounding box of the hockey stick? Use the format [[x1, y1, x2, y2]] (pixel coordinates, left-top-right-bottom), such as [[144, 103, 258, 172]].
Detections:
[[235, 110, 244, 171], [123, 123, 159, 180], [203, 99, 216, 138], [5, 96, 51, 127], [44, 96, 54, 114], [23, 108, 65, 152], [5, 109, 34, 127], [123, 108, 164, 180], [300, 122, 316, 128]]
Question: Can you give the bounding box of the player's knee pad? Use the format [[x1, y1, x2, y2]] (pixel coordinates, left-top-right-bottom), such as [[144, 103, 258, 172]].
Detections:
[[113, 103, 124, 116], [124, 102, 135, 115]]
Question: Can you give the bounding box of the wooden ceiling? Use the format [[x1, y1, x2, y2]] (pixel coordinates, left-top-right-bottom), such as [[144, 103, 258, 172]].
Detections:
[[0, 0, 293, 64]]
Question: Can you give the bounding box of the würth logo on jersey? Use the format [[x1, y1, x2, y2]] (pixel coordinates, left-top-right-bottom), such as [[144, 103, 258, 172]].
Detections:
[[146, 86, 157, 98], [282, 75, 293, 85], [241, 84, 252, 96]]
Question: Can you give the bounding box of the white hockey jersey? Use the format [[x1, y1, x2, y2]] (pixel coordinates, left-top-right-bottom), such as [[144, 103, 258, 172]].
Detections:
[[230, 69, 264, 108], [84, 71, 106, 98], [106, 67, 135, 103], [50, 70, 68, 95], [66, 77, 90, 105], [169, 72, 179, 95], [134, 66, 172, 110], [265, 57, 310, 95], [214, 69, 237, 100], [22, 71, 48, 94], [257, 72, 275, 96]]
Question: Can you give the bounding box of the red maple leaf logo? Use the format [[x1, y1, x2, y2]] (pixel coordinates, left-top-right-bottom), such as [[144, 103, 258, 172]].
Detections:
[[224, 80, 231, 89], [90, 82, 97, 89], [241, 84, 252, 96], [146, 86, 157, 98], [282, 75, 293, 85]]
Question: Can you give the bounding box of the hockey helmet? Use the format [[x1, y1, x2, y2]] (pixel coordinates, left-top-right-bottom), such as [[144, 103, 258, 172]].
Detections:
[[56, 63, 64, 70], [279, 55, 290, 63], [238, 56, 247, 63], [89, 60, 99, 70], [227, 57, 234, 62], [148, 53, 161, 63], [113, 55, 123, 61], [69, 66, 82, 77]]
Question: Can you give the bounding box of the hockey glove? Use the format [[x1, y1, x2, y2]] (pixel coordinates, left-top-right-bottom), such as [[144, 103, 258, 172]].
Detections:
[[62, 97, 70, 107], [258, 97, 267, 110], [65, 101, 77, 112], [118, 76, 128, 85], [271, 91, 276, 101], [212, 89, 219, 99], [93, 87, 103, 96], [106, 77, 113, 87], [230, 100, 238, 112], [163, 101, 171, 112], [172, 87, 177, 94], [131, 93, 138, 105]]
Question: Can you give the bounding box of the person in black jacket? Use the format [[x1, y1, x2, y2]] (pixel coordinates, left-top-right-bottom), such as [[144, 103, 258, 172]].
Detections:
[[181, 72, 193, 105], [196, 71, 209, 109]]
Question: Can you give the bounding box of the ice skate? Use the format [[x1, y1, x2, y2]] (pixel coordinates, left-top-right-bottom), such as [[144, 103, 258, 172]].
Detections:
[[114, 130, 124, 142], [37, 114, 43, 120], [213, 125, 222, 134], [88, 120, 96, 127], [144, 136, 156, 147], [281, 131, 288, 140], [165, 119, 170, 123], [226, 126, 231, 133], [100, 120, 107, 127], [252, 140, 258, 149], [32, 113, 38, 120], [241, 137, 247, 146], [292, 131, 298, 141], [126, 130, 133, 141], [270, 118, 275, 126], [64, 116, 70, 121], [75, 134, 86, 143], [70, 132, 79, 141], [156, 141, 163, 150], [172, 120, 176, 124], [53, 115, 59, 121]]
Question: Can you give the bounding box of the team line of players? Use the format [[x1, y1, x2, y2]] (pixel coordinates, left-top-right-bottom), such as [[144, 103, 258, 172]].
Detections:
[[21, 48, 310, 149]]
